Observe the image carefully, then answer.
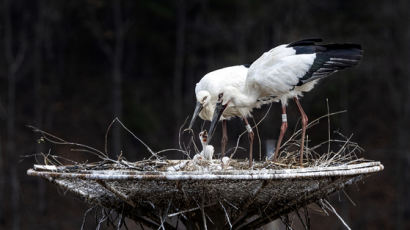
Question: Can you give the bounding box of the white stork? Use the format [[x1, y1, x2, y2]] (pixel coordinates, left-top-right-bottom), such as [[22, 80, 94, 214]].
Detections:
[[208, 38, 363, 166], [188, 65, 248, 156]]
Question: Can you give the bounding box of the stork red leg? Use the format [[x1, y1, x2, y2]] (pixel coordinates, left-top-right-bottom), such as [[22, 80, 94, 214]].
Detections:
[[294, 97, 308, 166], [273, 104, 288, 161], [243, 117, 254, 168], [221, 120, 228, 157]]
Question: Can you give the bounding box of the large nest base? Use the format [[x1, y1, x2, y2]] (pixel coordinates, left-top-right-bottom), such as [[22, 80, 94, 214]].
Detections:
[[27, 160, 383, 229]]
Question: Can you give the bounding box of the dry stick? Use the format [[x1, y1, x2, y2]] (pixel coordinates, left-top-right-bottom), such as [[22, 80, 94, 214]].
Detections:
[[342, 189, 357, 206], [274, 110, 357, 167], [223, 198, 238, 210], [295, 209, 309, 230], [280, 110, 347, 149], [105, 118, 117, 156], [167, 203, 217, 218], [96, 180, 135, 207], [303, 206, 311, 230], [310, 139, 356, 152], [39, 152, 83, 166], [201, 192, 208, 230], [306, 134, 309, 162], [315, 201, 329, 216], [155, 148, 190, 157], [158, 199, 172, 230], [104, 209, 116, 228], [252, 117, 262, 161], [326, 99, 331, 155], [329, 134, 354, 163], [96, 208, 109, 230], [219, 200, 232, 229], [322, 199, 351, 230], [111, 118, 160, 160], [230, 104, 273, 160], [281, 215, 294, 230], [243, 175, 363, 229], [177, 117, 192, 159], [29, 125, 115, 162], [206, 213, 215, 225], [81, 206, 95, 230], [117, 204, 125, 230]]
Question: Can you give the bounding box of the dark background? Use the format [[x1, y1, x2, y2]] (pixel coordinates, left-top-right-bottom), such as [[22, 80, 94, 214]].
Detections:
[[0, 0, 408, 229]]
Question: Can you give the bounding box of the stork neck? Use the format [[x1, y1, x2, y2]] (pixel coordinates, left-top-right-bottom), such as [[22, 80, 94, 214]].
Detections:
[[201, 141, 207, 149], [237, 86, 260, 107]]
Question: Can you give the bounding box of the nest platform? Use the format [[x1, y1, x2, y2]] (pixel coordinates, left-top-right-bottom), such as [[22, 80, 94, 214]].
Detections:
[[27, 160, 383, 229]]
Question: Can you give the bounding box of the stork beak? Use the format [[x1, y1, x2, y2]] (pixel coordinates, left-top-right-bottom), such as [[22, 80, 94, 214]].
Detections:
[[207, 101, 227, 144], [187, 101, 203, 131], [201, 130, 208, 143]]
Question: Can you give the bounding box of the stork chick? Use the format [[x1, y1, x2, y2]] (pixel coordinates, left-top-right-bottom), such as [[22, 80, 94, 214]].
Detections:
[[199, 130, 214, 161]]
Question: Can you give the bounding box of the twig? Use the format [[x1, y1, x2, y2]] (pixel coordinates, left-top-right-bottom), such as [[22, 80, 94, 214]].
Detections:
[[304, 206, 311, 230], [104, 118, 117, 156], [201, 192, 208, 230], [326, 99, 331, 155], [280, 215, 294, 230], [155, 148, 189, 157], [117, 204, 125, 230], [158, 199, 172, 230], [219, 200, 232, 229], [295, 209, 309, 230], [81, 206, 95, 230], [321, 199, 351, 230], [281, 110, 346, 148], [111, 118, 160, 160], [230, 104, 272, 160], [252, 117, 262, 161], [96, 208, 109, 230], [342, 189, 356, 206], [96, 180, 135, 207], [178, 117, 191, 158], [168, 202, 218, 218], [29, 125, 113, 162]]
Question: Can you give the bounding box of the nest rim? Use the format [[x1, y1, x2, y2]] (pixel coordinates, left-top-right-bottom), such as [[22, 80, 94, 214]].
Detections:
[[27, 161, 383, 181]]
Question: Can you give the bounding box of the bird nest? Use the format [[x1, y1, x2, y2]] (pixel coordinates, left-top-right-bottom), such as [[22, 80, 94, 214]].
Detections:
[[26, 113, 384, 229], [27, 160, 383, 229]]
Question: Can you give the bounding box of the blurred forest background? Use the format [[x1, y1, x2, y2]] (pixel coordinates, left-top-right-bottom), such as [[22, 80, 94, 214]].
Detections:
[[0, 0, 408, 229]]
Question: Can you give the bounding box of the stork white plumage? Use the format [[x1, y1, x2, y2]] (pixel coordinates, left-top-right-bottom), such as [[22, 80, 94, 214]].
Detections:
[[188, 65, 248, 156], [208, 38, 363, 166]]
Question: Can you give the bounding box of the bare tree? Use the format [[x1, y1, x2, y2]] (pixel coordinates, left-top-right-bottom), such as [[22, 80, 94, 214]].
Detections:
[[173, 0, 186, 141], [34, 0, 49, 214], [87, 1, 132, 157], [3, 0, 28, 229], [0, 97, 5, 226]]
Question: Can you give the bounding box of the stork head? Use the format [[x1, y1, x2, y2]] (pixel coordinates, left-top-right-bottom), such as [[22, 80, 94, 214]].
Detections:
[[199, 130, 208, 144], [196, 90, 211, 106], [188, 90, 211, 130]]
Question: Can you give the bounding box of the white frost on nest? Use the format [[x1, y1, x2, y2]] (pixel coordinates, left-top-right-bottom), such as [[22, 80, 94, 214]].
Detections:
[[167, 160, 188, 172], [221, 157, 230, 168]]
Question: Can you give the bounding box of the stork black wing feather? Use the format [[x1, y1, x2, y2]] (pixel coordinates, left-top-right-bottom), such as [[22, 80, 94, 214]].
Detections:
[[295, 44, 363, 86], [287, 38, 323, 47]]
